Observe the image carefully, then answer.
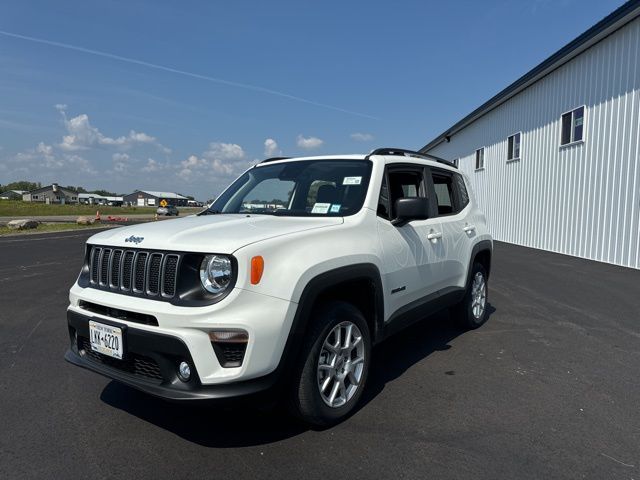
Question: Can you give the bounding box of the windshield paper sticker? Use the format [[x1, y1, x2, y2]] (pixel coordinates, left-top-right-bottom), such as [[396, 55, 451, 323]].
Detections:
[[311, 203, 331, 214], [330, 204, 341, 213], [343, 176, 362, 185]]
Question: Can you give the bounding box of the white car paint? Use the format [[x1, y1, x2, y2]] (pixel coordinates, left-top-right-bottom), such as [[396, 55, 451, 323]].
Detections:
[[68, 153, 492, 387]]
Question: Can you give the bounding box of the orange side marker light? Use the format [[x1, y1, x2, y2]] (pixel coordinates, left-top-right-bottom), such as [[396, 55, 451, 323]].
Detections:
[[251, 256, 264, 285]]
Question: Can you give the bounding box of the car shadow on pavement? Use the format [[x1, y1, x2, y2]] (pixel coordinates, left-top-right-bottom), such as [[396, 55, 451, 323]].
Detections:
[[101, 303, 495, 447], [360, 303, 495, 409]]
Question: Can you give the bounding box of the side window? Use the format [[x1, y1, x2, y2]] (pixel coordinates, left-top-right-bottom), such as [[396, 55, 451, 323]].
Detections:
[[387, 169, 425, 219], [454, 173, 469, 209], [377, 174, 390, 219], [430, 169, 459, 216]]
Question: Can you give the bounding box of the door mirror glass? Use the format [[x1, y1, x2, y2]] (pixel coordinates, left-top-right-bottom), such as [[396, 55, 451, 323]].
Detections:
[[392, 197, 429, 226]]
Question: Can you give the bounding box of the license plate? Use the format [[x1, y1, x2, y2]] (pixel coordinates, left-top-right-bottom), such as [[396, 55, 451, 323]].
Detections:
[[89, 321, 124, 360]]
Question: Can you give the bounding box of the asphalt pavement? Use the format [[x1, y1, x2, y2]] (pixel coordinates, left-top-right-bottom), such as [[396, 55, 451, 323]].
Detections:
[[1, 230, 638, 479]]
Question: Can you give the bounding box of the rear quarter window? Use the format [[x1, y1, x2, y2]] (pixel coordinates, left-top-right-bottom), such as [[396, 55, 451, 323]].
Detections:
[[454, 173, 469, 209]]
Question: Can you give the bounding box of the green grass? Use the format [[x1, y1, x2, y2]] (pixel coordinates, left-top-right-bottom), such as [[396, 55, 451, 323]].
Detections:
[[0, 222, 115, 236], [0, 200, 201, 217]]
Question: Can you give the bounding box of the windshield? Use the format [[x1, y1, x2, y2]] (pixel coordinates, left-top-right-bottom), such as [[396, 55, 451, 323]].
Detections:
[[207, 160, 372, 216]]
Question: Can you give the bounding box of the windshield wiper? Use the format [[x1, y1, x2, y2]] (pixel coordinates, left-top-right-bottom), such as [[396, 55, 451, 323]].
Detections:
[[199, 209, 222, 215]]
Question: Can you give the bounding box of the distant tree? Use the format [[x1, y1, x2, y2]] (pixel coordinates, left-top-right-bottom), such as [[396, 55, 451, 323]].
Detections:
[[0, 180, 41, 192]]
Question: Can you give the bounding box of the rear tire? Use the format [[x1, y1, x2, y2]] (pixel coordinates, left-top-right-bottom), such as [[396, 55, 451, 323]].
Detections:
[[451, 262, 489, 329], [290, 301, 371, 427]]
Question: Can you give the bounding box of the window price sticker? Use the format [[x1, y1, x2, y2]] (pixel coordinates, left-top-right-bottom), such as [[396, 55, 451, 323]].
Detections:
[[343, 176, 362, 185]]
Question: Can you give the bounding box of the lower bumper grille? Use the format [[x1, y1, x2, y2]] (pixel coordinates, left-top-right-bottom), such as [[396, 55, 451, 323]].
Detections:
[[77, 336, 163, 383]]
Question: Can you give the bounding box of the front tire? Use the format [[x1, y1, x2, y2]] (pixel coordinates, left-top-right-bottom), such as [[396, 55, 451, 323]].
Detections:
[[290, 301, 371, 427], [452, 262, 489, 329]]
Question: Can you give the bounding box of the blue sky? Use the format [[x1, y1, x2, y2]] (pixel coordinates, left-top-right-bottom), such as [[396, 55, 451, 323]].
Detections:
[[0, 0, 625, 199]]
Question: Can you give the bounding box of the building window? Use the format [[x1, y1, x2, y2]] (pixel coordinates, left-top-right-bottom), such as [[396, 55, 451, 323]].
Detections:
[[33, 195, 38, 200], [561, 106, 585, 145], [507, 132, 521, 161], [475, 148, 484, 170]]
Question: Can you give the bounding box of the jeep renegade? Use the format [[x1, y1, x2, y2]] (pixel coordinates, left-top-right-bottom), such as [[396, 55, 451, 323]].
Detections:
[[65, 148, 493, 426]]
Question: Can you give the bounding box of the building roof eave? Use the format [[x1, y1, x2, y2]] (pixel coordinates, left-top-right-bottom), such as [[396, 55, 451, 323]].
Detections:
[[420, 0, 640, 153]]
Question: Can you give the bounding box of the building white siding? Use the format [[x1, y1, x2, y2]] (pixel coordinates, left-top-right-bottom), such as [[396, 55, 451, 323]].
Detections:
[[426, 17, 640, 269]]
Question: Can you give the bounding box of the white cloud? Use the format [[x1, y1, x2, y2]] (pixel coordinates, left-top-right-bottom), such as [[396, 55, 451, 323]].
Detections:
[[36, 142, 54, 156], [204, 142, 246, 161], [297, 134, 323, 150], [350, 132, 374, 142], [178, 154, 207, 180], [141, 158, 163, 173], [65, 154, 96, 175], [264, 138, 281, 157], [178, 142, 252, 180], [111, 153, 130, 173], [56, 106, 170, 153]]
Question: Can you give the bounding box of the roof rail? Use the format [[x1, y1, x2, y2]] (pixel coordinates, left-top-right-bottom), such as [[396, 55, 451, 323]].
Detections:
[[260, 156, 291, 163], [366, 148, 457, 168]]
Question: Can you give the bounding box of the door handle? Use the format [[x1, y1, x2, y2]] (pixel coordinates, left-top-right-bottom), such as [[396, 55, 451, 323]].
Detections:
[[427, 231, 442, 241], [463, 224, 476, 233]]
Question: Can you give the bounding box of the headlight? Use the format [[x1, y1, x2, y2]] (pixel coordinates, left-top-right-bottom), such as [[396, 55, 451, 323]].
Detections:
[[199, 255, 233, 294]]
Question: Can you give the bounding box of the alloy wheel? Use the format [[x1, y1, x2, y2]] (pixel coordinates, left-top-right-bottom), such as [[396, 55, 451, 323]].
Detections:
[[317, 321, 365, 408], [471, 271, 487, 319]]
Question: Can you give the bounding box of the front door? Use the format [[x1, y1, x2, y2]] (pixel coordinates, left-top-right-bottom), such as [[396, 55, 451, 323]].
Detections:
[[376, 164, 447, 319]]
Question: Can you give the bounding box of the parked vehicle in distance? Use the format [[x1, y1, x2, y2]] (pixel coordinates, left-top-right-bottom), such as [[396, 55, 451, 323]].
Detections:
[[156, 204, 179, 216], [65, 148, 493, 426]]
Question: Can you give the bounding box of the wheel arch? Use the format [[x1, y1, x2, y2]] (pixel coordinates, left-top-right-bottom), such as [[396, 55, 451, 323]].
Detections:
[[467, 240, 492, 285], [275, 263, 384, 383]]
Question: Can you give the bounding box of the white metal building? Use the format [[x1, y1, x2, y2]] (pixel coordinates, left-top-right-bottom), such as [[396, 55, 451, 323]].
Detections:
[[421, 1, 640, 269]]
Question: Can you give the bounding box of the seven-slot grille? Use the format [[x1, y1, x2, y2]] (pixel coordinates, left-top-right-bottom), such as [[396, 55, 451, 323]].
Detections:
[[89, 246, 179, 298]]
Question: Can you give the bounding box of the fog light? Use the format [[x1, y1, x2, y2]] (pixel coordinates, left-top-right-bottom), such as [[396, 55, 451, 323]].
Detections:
[[178, 361, 191, 381], [209, 330, 249, 368], [209, 330, 249, 343]]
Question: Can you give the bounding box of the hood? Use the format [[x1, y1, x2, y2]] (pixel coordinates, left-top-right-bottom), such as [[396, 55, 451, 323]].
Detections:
[[87, 214, 344, 253]]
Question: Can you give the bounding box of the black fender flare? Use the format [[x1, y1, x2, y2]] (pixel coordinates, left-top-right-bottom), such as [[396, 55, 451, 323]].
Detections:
[[274, 263, 385, 382], [465, 240, 493, 287]]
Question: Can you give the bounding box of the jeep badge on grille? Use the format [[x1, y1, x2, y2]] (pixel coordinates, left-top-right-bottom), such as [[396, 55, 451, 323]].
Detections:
[[125, 235, 144, 244]]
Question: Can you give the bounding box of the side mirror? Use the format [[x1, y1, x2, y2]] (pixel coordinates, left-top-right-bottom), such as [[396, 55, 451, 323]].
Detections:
[[392, 197, 429, 227]]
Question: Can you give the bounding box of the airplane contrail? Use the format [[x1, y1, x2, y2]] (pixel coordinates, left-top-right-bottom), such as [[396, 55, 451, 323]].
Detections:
[[0, 30, 378, 120]]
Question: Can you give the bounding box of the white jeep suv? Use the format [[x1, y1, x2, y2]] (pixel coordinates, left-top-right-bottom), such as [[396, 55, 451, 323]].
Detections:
[[65, 148, 492, 426]]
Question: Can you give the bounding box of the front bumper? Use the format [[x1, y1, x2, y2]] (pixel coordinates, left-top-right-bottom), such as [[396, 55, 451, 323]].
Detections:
[[68, 283, 297, 384], [65, 310, 278, 402]]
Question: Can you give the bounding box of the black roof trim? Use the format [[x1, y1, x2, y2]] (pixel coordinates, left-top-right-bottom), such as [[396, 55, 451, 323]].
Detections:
[[420, 0, 640, 153], [367, 147, 457, 168], [260, 156, 291, 163]]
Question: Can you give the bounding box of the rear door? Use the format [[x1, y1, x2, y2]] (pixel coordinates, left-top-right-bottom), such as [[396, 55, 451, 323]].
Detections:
[[426, 167, 474, 289]]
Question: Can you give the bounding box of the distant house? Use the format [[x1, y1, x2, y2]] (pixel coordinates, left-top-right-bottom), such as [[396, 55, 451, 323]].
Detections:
[[123, 190, 189, 207], [79, 193, 123, 206], [22, 184, 78, 204], [0, 190, 26, 200]]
